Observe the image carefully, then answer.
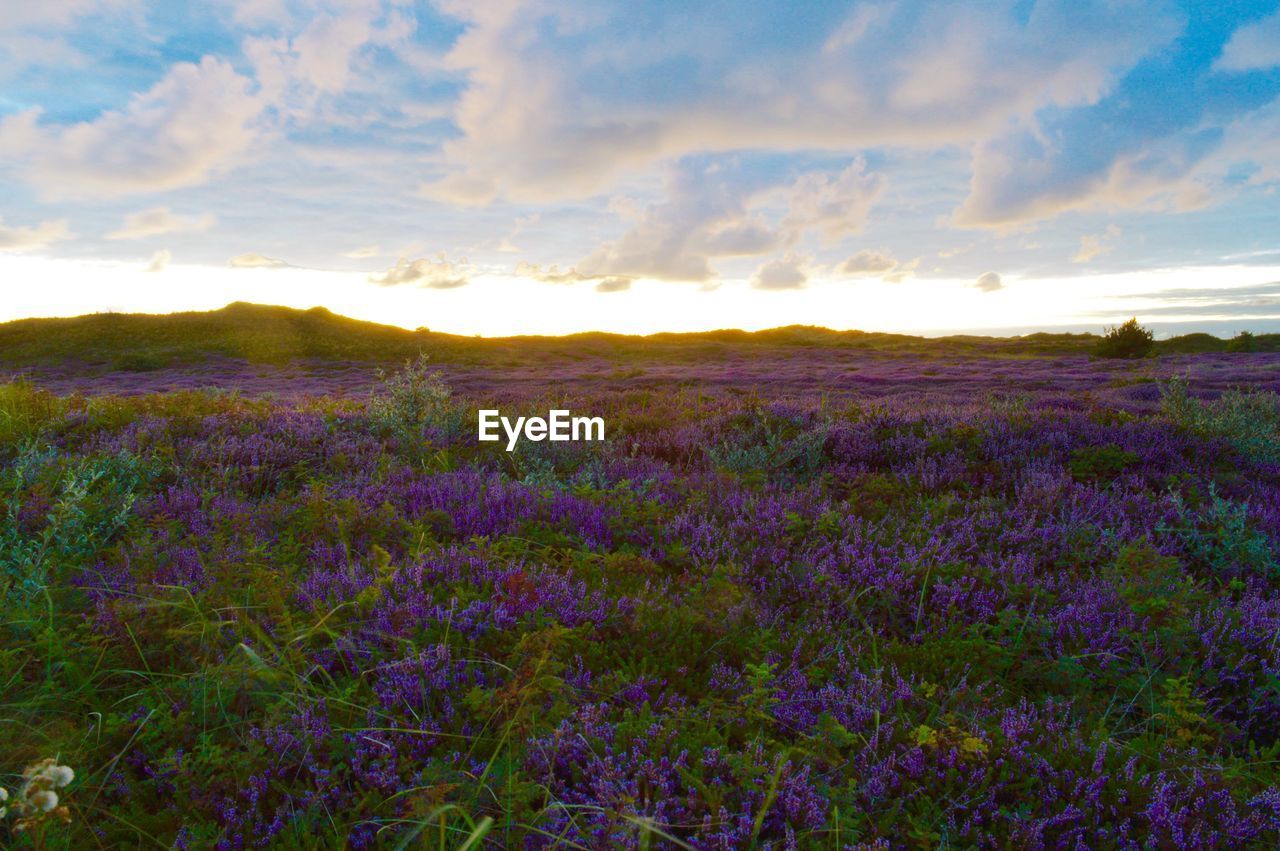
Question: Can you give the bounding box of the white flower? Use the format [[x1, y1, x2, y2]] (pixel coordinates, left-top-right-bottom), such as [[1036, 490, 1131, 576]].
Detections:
[[45, 765, 74, 788], [0, 787, 8, 801], [26, 789, 57, 813]]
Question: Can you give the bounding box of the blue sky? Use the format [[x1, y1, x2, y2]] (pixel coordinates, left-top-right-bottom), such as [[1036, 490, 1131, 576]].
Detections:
[[1, 0, 1279, 335]]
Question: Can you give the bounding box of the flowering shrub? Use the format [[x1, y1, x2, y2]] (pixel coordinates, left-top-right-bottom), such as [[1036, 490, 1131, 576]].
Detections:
[[1, 352, 1279, 848], [1, 759, 75, 840]]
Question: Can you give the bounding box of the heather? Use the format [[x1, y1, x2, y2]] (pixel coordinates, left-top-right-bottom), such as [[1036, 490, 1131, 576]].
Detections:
[[2, 350, 1280, 848]]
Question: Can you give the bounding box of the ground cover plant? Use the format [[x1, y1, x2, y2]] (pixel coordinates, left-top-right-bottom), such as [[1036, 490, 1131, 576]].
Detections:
[[3, 319, 1280, 848]]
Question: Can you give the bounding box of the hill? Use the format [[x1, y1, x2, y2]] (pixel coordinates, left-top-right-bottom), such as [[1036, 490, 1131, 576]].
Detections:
[[0, 303, 1275, 368]]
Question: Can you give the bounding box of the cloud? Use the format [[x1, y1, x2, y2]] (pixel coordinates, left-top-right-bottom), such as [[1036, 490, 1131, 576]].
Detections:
[[954, 119, 1219, 228], [244, 10, 405, 107], [1, 57, 263, 199], [751, 253, 809, 290], [0, 217, 71, 252], [594, 277, 631, 293], [421, 0, 1180, 205], [781, 159, 883, 243], [577, 159, 780, 283], [1215, 10, 1280, 72], [145, 249, 171, 273], [516, 262, 632, 291], [230, 252, 292, 268], [498, 214, 540, 253], [230, 0, 291, 27], [1120, 281, 1280, 302], [106, 207, 216, 240], [837, 250, 919, 283], [839, 250, 898, 275], [558, 157, 888, 285], [0, 0, 132, 32], [974, 271, 1004, 292], [369, 256, 469, 288], [344, 245, 380, 258], [0, 1, 134, 80], [1073, 224, 1122, 263]]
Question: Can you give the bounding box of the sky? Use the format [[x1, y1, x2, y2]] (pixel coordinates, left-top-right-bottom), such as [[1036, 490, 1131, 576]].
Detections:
[[1, 1, 1279, 337]]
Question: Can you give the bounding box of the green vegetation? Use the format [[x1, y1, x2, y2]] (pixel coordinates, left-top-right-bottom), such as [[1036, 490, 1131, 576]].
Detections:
[[1227, 330, 1259, 353], [1161, 374, 1280, 465], [1095, 317, 1154, 359], [4, 303, 1278, 368]]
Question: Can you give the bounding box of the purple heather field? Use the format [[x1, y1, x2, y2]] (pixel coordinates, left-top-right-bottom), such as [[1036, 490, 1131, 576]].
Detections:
[[12, 350, 1280, 405], [3, 345, 1280, 848]]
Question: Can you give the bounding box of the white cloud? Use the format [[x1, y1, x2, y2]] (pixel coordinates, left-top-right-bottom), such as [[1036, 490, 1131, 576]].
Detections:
[[577, 161, 780, 283], [837, 249, 917, 281], [781, 159, 883, 243], [0, 0, 133, 32], [1, 57, 263, 199], [369, 255, 469, 288], [1073, 224, 1122, 263], [145, 249, 171, 273], [1215, 10, 1280, 72], [954, 123, 1217, 228], [244, 6, 415, 112], [230, 252, 292, 268], [106, 207, 216, 240], [421, 0, 1179, 206], [0, 0, 134, 78], [230, 0, 291, 27], [751, 253, 810, 290], [498, 214, 541, 253], [839, 249, 898, 275], [344, 245, 381, 258], [975, 271, 1003, 292], [0, 217, 71, 252], [516, 261, 632, 291]]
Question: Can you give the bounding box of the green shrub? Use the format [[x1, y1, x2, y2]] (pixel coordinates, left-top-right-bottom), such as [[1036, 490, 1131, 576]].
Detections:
[[1226, 331, 1258, 353], [1, 444, 151, 599], [367, 354, 464, 446], [0, 380, 65, 449], [1095, 318, 1154, 359], [1161, 375, 1280, 465], [1161, 485, 1276, 581], [1068, 443, 1138, 482], [707, 407, 827, 485]]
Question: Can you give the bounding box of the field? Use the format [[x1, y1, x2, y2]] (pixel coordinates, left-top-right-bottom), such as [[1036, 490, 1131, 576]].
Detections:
[[3, 306, 1280, 848]]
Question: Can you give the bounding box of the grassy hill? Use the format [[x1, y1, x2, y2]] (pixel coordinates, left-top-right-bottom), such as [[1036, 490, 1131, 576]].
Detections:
[[0, 302, 1275, 369]]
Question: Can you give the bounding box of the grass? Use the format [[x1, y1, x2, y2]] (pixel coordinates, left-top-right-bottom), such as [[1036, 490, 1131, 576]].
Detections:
[[6, 303, 1275, 370]]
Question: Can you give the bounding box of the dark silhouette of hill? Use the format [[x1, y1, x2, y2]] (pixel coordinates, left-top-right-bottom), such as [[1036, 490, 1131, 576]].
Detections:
[[0, 302, 1272, 368]]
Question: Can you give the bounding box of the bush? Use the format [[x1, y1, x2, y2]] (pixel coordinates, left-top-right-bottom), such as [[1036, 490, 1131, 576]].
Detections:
[[1, 445, 150, 599], [1226, 331, 1258, 353], [368, 353, 463, 447], [1161, 375, 1280, 465], [1068, 443, 1137, 482], [0, 380, 64, 450], [1095, 318, 1154, 359], [1161, 485, 1276, 581]]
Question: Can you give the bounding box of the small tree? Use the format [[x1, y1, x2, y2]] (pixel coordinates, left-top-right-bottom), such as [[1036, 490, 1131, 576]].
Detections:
[[368, 354, 457, 446], [1226, 330, 1258, 353], [1095, 318, 1154, 359]]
